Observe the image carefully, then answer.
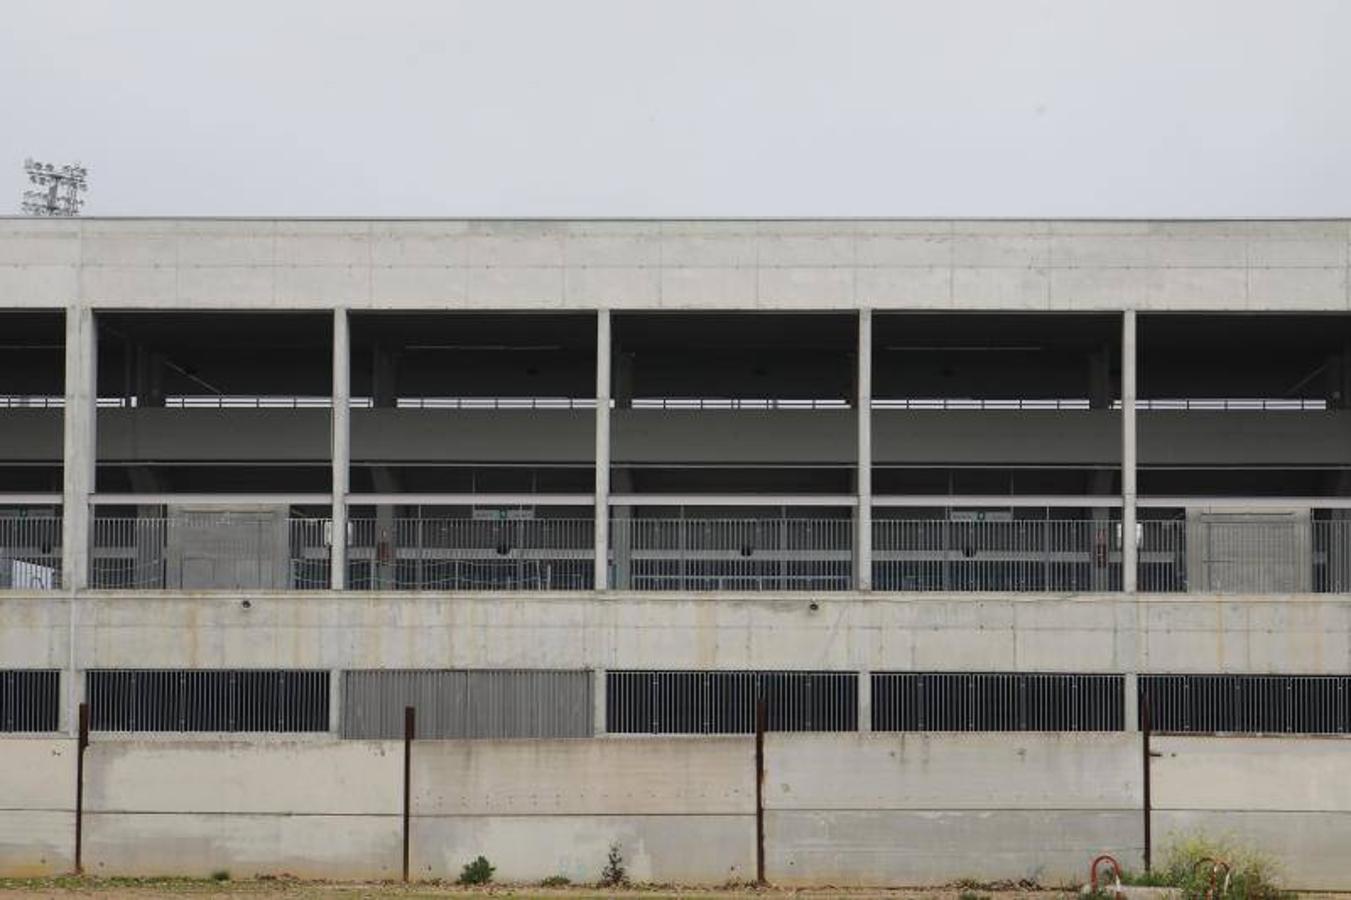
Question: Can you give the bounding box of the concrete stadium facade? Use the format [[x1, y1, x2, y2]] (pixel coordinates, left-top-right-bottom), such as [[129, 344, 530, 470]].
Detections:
[[3, 217, 1351, 884]]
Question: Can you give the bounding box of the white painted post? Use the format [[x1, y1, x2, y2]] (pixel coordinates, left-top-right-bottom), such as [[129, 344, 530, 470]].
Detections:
[[595, 311, 611, 590], [1122, 310, 1138, 593], [62, 307, 96, 591], [331, 308, 350, 590], [856, 309, 873, 591]]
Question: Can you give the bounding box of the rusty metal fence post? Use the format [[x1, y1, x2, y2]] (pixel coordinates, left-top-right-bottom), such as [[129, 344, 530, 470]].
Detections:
[[754, 694, 766, 885], [1142, 690, 1153, 873], [402, 705, 414, 882], [74, 702, 88, 874]]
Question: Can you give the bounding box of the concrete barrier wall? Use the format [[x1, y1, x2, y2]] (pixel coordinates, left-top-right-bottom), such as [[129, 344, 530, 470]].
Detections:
[[0, 739, 74, 876], [764, 733, 1143, 886], [1152, 736, 1351, 892], [82, 740, 402, 879], [3, 733, 1351, 888], [410, 738, 755, 883]]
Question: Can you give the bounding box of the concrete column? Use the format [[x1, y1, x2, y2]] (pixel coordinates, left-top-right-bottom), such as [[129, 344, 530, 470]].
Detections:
[[1122, 310, 1138, 593], [331, 309, 350, 590], [858, 669, 872, 733], [593, 667, 607, 736], [329, 668, 344, 735], [1124, 672, 1140, 732], [856, 309, 873, 590], [62, 307, 96, 591], [595, 311, 611, 590]]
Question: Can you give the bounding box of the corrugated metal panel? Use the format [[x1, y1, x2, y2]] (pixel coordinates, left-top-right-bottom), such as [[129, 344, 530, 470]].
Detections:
[[1141, 674, 1351, 734], [872, 672, 1125, 731], [0, 670, 60, 732], [86, 670, 329, 733], [606, 670, 857, 734], [341, 669, 593, 739]]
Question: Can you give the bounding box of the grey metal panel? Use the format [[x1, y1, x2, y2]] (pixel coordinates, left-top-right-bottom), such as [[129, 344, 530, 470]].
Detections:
[[341, 669, 592, 739]]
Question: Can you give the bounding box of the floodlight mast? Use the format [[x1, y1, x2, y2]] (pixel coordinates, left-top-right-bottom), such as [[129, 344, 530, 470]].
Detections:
[[21, 159, 88, 216]]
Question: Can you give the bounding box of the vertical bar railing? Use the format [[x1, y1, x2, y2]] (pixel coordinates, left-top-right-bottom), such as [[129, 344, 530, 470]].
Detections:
[[0, 515, 63, 588]]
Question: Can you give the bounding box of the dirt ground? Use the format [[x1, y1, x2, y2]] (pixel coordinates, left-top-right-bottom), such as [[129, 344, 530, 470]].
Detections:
[[0, 880, 1078, 900]]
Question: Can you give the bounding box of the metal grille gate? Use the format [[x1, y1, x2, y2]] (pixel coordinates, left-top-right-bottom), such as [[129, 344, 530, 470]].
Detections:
[[86, 670, 330, 732], [872, 672, 1125, 731], [1141, 674, 1351, 734], [606, 670, 857, 734], [0, 670, 60, 732]]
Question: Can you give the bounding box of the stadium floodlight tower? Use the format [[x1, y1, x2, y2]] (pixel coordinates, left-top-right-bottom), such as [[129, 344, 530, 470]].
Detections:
[[21, 158, 88, 216]]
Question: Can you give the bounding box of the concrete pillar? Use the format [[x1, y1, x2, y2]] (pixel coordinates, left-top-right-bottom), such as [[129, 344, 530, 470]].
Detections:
[[595, 311, 611, 590], [856, 310, 873, 590], [331, 309, 350, 590], [1122, 310, 1138, 593], [372, 344, 399, 590], [593, 667, 607, 736], [329, 668, 344, 735], [62, 307, 96, 591], [858, 669, 872, 733], [1124, 672, 1139, 732]]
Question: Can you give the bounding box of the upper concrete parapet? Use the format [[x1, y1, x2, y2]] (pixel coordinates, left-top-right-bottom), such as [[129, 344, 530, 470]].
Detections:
[[1, 217, 1348, 312]]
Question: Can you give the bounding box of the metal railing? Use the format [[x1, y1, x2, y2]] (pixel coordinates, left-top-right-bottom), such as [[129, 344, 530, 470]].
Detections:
[[0, 516, 62, 589], [90, 515, 331, 590], [347, 516, 594, 590], [872, 518, 1121, 592], [1141, 674, 1351, 734], [872, 672, 1125, 731], [606, 670, 858, 733], [610, 516, 853, 591], [86, 669, 330, 733], [1137, 518, 1351, 594], [0, 670, 61, 732]]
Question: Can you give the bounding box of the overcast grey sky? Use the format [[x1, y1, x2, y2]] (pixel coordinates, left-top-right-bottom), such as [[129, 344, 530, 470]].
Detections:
[[3, 0, 1349, 218]]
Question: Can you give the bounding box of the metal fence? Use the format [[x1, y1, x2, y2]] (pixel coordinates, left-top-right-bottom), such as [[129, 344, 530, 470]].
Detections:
[[872, 672, 1124, 731], [1141, 674, 1351, 734], [0, 670, 61, 732], [89, 515, 330, 590], [872, 518, 1121, 592], [611, 517, 853, 591], [347, 517, 593, 590], [86, 669, 330, 733], [606, 670, 858, 733], [342, 669, 593, 739], [0, 516, 62, 588], [1138, 518, 1351, 594]]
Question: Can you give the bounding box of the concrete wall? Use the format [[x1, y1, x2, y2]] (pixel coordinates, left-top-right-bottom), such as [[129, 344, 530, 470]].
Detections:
[[409, 738, 754, 883], [82, 740, 402, 879], [763, 733, 1141, 885], [2, 218, 1348, 313], [1152, 736, 1351, 892], [0, 739, 75, 876], [4, 592, 1350, 675], [4, 733, 1350, 888]]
